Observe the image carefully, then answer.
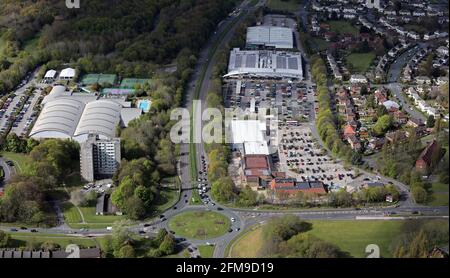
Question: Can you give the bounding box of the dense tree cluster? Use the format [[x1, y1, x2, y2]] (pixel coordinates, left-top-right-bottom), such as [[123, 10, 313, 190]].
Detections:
[[100, 221, 176, 258], [0, 139, 79, 225], [376, 131, 447, 203], [310, 56, 355, 164], [111, 159, 160, 220], [259, 215, 347, 258], [391, 219, 449, 258], [1, 0, 236, 94]]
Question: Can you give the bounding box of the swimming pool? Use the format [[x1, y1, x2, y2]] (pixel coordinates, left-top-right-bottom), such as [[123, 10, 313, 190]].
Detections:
[[138, 100, 151, 113]]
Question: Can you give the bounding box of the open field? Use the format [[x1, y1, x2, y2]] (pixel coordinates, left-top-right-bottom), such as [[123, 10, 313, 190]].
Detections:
[[346, 52, 376, 73], [229, 225, 264, 258], [0, 152, 29, 173], [426, 182, 449, 207], [267, 0, 301, 12], [326, 20, 359, 35], [62, 203, 125, 229], [198, 245, 215, 258], [310, 37, 330, 52], [153, 187, 180, 213], [168, 211, 230, 239], [229, 220, 405, 258], [6, 232, 98, 249]]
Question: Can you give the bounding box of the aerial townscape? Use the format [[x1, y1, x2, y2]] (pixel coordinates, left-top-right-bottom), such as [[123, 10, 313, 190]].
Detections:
[[0, 0, 448, 261]]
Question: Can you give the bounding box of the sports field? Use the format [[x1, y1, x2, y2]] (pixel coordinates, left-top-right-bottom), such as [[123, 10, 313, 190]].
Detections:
[[120, 78, 151, 88], [229, 220, 405, 258], [80, 74, 117, 86]]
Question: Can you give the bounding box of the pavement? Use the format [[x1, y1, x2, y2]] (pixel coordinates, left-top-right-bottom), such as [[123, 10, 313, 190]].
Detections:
[[386, 43, 428, 122]]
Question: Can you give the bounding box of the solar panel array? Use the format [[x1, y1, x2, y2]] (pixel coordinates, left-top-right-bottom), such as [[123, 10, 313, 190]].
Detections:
[[276, 56, 287, 69], [246, 54, 257, 68], [288, 57, 298, 70], [234, 54, 242, 68]]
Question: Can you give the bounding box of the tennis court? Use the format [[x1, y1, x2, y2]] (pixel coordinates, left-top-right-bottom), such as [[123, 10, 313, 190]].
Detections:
[[101, 88, 136, 95], [120, 78, 151, 88], [80, 74, 117, 86]]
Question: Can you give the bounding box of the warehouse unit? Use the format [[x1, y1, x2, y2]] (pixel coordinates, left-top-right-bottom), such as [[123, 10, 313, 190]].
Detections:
[[224, 48, 303, 80], [246, 26, 294, 49]]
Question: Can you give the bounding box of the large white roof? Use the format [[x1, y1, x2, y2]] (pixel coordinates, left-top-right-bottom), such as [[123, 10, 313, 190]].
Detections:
[[30, 87, 141, 142], [30, 98, 85, 138], [244, 141, 269, 155], [60, 67, 76, 78], [44, 69, 57, 78], [74, 100, 122, 138], [225, 48, 303, 79], [246, 26, 293, 49], [230, 120, 266, 143]]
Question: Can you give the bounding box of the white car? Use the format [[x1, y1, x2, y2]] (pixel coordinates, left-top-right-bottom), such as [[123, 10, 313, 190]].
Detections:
[[230, 217, 235, 222]]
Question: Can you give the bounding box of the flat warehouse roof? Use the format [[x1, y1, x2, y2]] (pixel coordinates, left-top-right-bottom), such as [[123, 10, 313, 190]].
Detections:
[[225, 48, 303, 80], [246, 26, 294, 49]]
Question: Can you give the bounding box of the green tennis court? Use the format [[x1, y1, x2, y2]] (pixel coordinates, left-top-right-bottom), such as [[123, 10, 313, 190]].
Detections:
[[120, 78, 151, 88], [80, 74, 117, 86]]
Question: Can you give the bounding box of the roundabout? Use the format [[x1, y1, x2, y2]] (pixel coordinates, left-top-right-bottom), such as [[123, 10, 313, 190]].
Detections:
[[168, 210, 231, 240]]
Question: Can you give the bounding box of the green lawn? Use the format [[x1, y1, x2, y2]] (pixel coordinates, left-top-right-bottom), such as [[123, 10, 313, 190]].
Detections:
[[428, 182, 449, 207], [189, 189, 203, 205], [403, 24, 428, 35], [6, 232, 98, 249], [0, 152, 30, 173], [346, 52, 376, 73], [326, 20, 359, 36], [198, 245, 215, 258], [229, 220, 404, 258], [153, 187, 180, 213], [62, 203, 125, 229], [305, 220, 402, 258], [168, 211, 231, 240], [310, 37, 330, 52], [267, 0, 302, 12]]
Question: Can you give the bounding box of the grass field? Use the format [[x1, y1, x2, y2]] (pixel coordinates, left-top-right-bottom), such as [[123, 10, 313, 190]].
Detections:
[[229, 220, 405, 258], [267, 0, 302, 12], [326, 20, 359, 36], [346, 52, 376, 73], [428, 182, 449, 207], [62, 203, 125, 229], [310, 37, 330, 52], [153, 187, 180, 213], [189, 188, 203, 205], [229, 225, 264, 258], [6, 232, 98, 249], [198, 245, 215, 258], [168, 211, 230, 240], [0, 152, 30, 173]]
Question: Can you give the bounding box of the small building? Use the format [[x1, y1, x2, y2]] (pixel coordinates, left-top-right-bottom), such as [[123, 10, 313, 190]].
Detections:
[[59, 68, 76, 80], [347, 135, 362, 150], [385, 130, 408, 143], [362, 181, 385, 189], [415, 140, 443, 174], [416, 76, 432, 85], [242, 154, 271, 184], [270, 178, 327, 196], [96, 193, 120, 215], [350, 74, 368, 84], [44, 70, 57, 82], [343, 124, 357, 138], [383, 100, 400, 111]]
